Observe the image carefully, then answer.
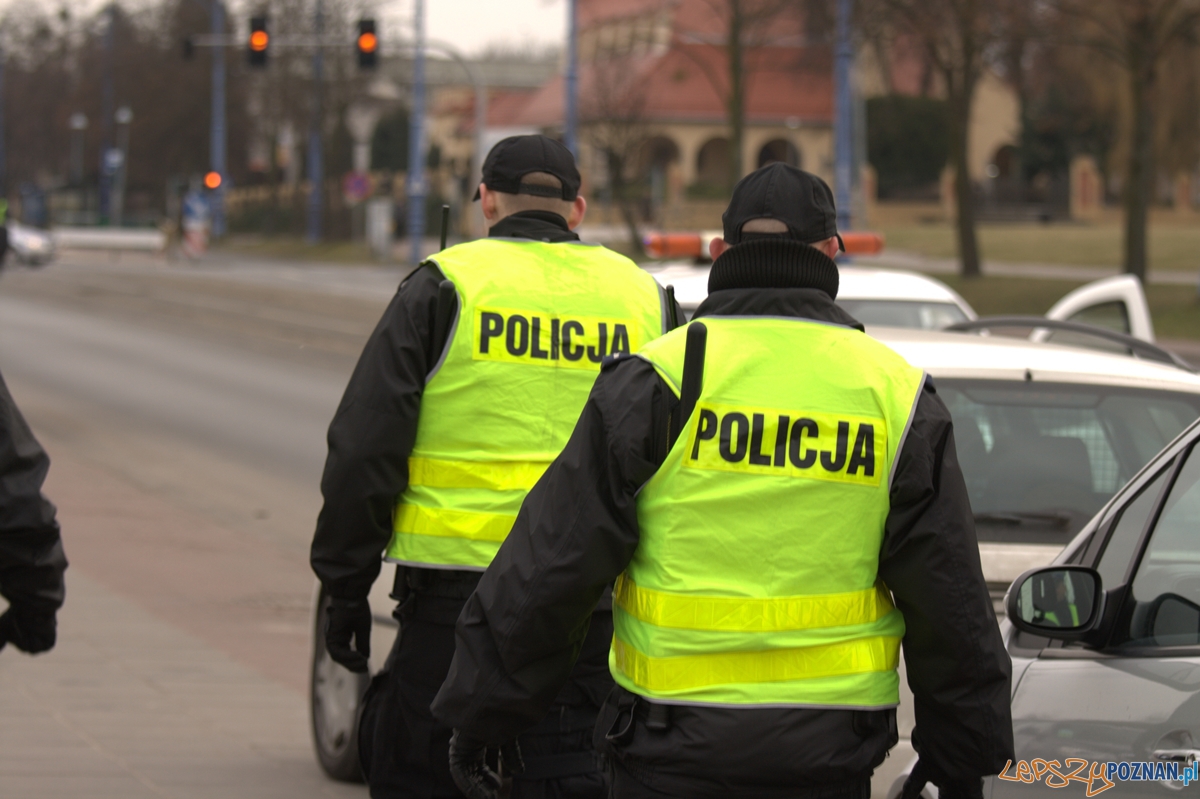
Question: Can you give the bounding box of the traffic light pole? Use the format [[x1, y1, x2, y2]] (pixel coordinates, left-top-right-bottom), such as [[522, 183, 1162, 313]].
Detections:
[[564, 0, 578, 158], [0, 42, 6, 198], [306, 0, 324, 244], [210, 0, 227, 238], [407, 0, 426, 266], [833, 0, 854, 233], [100, 4, 116, 223]]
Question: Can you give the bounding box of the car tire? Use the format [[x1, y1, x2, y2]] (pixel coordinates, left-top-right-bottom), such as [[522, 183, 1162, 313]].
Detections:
[[310, 585, 369, 783]]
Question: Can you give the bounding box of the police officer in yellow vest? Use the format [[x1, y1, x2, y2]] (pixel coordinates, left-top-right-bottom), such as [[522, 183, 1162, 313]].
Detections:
[[432, 164, 1014, 799], [311, 135, 672, 798]]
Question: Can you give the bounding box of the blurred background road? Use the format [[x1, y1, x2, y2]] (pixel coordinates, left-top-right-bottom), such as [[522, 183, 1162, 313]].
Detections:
[[0, 252, 403, 798]]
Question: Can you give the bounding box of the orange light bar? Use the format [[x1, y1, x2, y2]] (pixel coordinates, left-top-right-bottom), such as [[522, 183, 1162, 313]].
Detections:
[[249, 30, 269, 52], [841, 232, 885, 255], [643, 230, 886, 259], [357, 32, 378, 53], [204, 171, 222, 190], [644, 232, 703, 259]]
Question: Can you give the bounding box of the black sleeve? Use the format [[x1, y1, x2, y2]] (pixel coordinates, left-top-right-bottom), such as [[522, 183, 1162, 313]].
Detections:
[[431, 356, 674, 744], [310, 264, 453, 600], [0, 370, 67, 613], [879, 380, 1014, 781]]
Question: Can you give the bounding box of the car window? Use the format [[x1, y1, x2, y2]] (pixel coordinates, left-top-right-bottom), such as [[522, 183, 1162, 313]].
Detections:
[[938, 380, 1200, 545], [1095, 465, 1170, 589], [1067, 301, 1130, 335], [1118, 445, 1200, 648], [837, 300, 968, 330], [1045, 302, 1132, 354]]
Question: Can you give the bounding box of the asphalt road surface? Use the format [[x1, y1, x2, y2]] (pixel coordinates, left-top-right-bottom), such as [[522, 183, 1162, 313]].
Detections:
[[0, 252, 403, 798]]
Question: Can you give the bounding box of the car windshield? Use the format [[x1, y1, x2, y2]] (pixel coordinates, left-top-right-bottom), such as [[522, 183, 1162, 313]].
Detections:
[[938, 379, 1200, 545], [838, 299, 968, 330]]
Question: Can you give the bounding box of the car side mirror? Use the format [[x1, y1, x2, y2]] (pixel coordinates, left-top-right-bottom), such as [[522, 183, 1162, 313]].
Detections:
[[1006, 566, 1104, 640]]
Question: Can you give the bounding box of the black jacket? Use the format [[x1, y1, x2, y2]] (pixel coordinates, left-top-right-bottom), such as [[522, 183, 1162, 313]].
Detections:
[[311, 210, 671, 600], [309, 208, 590, 595], [431, 240, 1014, 795], [0, 369, 66, 615]]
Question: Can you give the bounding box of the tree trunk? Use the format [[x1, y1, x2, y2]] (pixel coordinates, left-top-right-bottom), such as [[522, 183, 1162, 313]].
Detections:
[[607, 151, 645, 257], [727, 0, 745, 188], [948, 76, 981, 278], [1123, 59, 1154, 280], [619, 201, 646, 257]]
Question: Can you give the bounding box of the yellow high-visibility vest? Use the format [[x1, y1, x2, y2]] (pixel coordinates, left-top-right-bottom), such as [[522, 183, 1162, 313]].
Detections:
[[385, 237, 667, 570], [615, 316, 925, 708]]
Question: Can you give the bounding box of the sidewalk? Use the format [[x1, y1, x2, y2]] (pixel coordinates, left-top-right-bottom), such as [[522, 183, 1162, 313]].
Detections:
[[0, 571, 364, 799]]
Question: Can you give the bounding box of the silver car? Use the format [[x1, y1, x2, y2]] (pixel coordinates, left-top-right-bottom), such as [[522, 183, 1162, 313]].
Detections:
[[997, 411, 1200, 796]]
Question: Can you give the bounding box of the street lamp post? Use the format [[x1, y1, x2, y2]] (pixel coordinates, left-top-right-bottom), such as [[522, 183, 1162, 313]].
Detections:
[[112, 106, 133, 227], [306, 0, 325, 244], [407, 0, 426, 265], [69, 113, 88, 188], [99, 4, 116, 223]]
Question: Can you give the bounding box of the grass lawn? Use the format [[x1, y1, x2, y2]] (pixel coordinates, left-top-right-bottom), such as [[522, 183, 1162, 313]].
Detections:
[[217, 236, 377, 264], [941, 275, 1200, 340], [881, 222, 1200, 273]]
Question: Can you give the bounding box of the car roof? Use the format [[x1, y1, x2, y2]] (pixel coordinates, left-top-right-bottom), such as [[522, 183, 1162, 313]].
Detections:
[[871, 326, 1200, 392], [837, 266, 968, 307], [643, 261, 974, 313]]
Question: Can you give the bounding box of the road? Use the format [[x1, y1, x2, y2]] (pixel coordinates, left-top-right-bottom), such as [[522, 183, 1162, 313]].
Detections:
[[0, 253, 402, 798]]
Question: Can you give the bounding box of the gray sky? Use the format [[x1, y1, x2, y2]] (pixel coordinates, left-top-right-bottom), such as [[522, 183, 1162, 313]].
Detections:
[[25, 0, 567, 57], [424, 0, 564, 55]]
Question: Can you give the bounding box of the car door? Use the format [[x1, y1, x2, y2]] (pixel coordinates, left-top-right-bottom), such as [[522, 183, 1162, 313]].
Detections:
[[996, 432, 1200, 798], [1037, 275, 1155, 344]]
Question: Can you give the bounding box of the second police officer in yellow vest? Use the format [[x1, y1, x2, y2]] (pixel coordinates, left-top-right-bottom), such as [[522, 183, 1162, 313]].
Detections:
[[311, 135, 673, 798], [432, 164, 1014, 799]]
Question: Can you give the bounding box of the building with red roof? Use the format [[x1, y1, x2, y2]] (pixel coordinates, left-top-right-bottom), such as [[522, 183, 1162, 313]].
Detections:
[[497, 0, 835, 200]]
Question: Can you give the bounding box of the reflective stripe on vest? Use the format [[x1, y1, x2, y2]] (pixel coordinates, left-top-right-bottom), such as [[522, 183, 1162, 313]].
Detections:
[[614, 574, 896, 632], [386, 238, 666, 570], [614, 316, 924, 708], [408, 457, 549, 492]]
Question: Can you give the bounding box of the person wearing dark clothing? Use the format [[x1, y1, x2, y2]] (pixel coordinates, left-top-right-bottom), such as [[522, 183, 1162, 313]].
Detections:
[[311, 135, 674, 798], [0, 368, 66, 655], [433, 164, 1014, 799]]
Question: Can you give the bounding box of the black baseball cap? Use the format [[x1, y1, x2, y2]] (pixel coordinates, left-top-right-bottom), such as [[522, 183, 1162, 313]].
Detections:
[[722, 163, 844, 251], [473, 134, 581, 201]]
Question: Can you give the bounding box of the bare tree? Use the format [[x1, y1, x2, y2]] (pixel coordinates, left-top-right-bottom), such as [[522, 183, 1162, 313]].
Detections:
[[582, 57, 652, 255], [1051, 0, 1200, 279], [0, 1, 251, 217], [860, 0, 998, 278], [679, 0, 811, 188]]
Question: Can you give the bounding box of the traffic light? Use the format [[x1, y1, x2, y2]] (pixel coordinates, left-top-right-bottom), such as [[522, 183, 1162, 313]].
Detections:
[[248, 16, 269, 68], [356, 19, 378, 69], [204, 171, 223, 190]]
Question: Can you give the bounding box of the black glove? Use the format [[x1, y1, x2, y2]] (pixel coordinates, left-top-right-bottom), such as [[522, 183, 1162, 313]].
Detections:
[[901, 759, 984, 799], [448, 730, 524, 799], [0, 604, 57, 654], [324, 596, 371, 673]]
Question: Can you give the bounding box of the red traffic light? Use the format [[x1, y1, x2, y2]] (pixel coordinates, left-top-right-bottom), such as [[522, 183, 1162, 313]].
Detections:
[[248, 16, 268, 67], [356, 19, 378, 69], [204, 171, 222, 190]]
